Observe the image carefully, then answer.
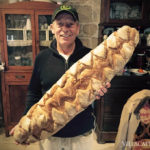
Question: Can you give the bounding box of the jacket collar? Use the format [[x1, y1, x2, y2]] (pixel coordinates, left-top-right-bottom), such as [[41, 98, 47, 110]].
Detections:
[[50, 37, 84, 56]]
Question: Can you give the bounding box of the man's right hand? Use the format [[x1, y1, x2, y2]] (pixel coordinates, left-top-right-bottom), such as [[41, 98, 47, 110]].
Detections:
[[9, 125, 17, 136], [9, 125, 20, 145], [9, 125, 30, 145]]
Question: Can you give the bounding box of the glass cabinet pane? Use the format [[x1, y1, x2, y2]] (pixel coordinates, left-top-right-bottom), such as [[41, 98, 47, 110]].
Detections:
[[38, 15, 53, 51], [5, 14, 33, 66], [110, 1, 142, 20]]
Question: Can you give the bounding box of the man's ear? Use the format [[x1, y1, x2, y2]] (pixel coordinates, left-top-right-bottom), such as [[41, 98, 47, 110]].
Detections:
[[50, 24, 55, 34]]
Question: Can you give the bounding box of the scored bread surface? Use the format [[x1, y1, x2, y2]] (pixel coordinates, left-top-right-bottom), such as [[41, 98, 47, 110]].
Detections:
[[13, 26, 139, 144]]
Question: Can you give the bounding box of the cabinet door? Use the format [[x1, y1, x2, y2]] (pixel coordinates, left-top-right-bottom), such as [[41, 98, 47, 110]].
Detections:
[[35, 11, 54, 54], [2, 10, 35, 70], [2, 81, 29, 136], [109, 0, 142, 20], [100, 0, 147, 25]]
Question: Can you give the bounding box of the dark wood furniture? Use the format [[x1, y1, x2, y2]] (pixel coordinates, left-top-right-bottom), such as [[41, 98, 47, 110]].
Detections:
[[95, 0, 150, 143], [95, 75, 150, 143], [0, 1, 58, 136], [99, 0, 150, 56]]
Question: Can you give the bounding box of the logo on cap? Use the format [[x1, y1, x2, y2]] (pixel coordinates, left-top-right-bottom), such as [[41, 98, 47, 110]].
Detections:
[[60, 5, 72, 10]]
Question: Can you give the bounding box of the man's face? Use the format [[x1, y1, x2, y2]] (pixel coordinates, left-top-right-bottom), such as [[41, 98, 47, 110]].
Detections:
[[50, 13, 80, 47]]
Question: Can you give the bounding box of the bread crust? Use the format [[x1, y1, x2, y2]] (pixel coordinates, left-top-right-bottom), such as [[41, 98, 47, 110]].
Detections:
[[13, 25, 139, 144]]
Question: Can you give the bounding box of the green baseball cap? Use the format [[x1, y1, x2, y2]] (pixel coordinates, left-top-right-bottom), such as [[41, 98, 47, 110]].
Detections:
[[52, 5, 79, 22]]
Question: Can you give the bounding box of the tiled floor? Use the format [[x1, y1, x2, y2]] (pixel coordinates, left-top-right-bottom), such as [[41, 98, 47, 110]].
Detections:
[[0, 127, 114, 150]]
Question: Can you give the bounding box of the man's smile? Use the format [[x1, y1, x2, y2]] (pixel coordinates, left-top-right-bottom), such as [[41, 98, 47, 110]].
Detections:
[[61, 34, 72, 39]]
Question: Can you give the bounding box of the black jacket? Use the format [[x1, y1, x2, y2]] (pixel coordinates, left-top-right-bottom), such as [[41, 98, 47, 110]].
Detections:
[[24, 38, 95, 137]]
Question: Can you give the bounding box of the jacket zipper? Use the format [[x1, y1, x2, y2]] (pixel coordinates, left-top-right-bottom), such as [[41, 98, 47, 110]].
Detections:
[[59, 55, 70, 71], [65, 59, 69, 71]]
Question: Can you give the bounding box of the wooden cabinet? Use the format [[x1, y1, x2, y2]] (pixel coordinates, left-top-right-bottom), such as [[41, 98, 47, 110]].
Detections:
[[95, 76, 150, 143], [0, 1, 58, 136], [99, 0, 150, 68], [100, 0, 150, 25], [95, 0, 150, 143]]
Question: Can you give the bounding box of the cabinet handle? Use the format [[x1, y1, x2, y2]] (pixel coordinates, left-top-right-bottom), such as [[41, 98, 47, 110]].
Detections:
[[15, 75, 25, 79]]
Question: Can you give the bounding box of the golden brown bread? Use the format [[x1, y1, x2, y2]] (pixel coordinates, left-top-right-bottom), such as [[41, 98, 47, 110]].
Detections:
[[13, 25, 139, 144]]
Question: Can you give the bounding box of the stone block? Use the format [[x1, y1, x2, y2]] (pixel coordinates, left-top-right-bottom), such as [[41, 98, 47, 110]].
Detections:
[[79, 37, 91, 48], [77, 6, 92, 23], [91, 37, 99, 49], [82, 24, 98, 37]]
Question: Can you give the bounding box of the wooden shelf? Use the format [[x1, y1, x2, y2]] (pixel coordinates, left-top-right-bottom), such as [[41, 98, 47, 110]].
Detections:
[[40, 40, 52, 47], [7, 28, 31, 30], [7, 40, 32, 46]]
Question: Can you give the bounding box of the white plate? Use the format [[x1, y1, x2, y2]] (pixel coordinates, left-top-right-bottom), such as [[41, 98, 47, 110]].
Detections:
[[144, 28, 150, 34], [129, 69, 148, 76], [103, 28, 114, 35]]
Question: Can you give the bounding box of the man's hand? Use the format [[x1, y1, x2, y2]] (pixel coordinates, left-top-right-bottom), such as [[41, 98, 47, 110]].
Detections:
[[9, 125, 17, 136], [95, 82, 111, 99], [9, 125, 20, 145], [9, 125, 29, 145]]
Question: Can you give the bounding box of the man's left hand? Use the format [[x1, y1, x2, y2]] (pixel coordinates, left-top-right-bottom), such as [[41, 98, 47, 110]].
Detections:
[[95, 82, 111, 99]]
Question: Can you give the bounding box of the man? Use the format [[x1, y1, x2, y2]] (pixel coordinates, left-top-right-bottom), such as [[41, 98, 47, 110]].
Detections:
[[10, 5, 110, 150]]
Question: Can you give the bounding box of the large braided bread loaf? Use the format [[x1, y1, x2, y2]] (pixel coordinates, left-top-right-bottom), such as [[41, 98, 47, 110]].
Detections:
[[13, 26, 139, 144]]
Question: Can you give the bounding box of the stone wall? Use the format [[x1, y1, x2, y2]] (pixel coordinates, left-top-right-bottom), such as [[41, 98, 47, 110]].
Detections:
[[66, 0, 101, 49]]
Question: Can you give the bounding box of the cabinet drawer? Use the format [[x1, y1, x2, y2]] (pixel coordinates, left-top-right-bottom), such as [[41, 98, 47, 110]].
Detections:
[[5, 72, 32, 82], [103, 116, 120, 131]]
